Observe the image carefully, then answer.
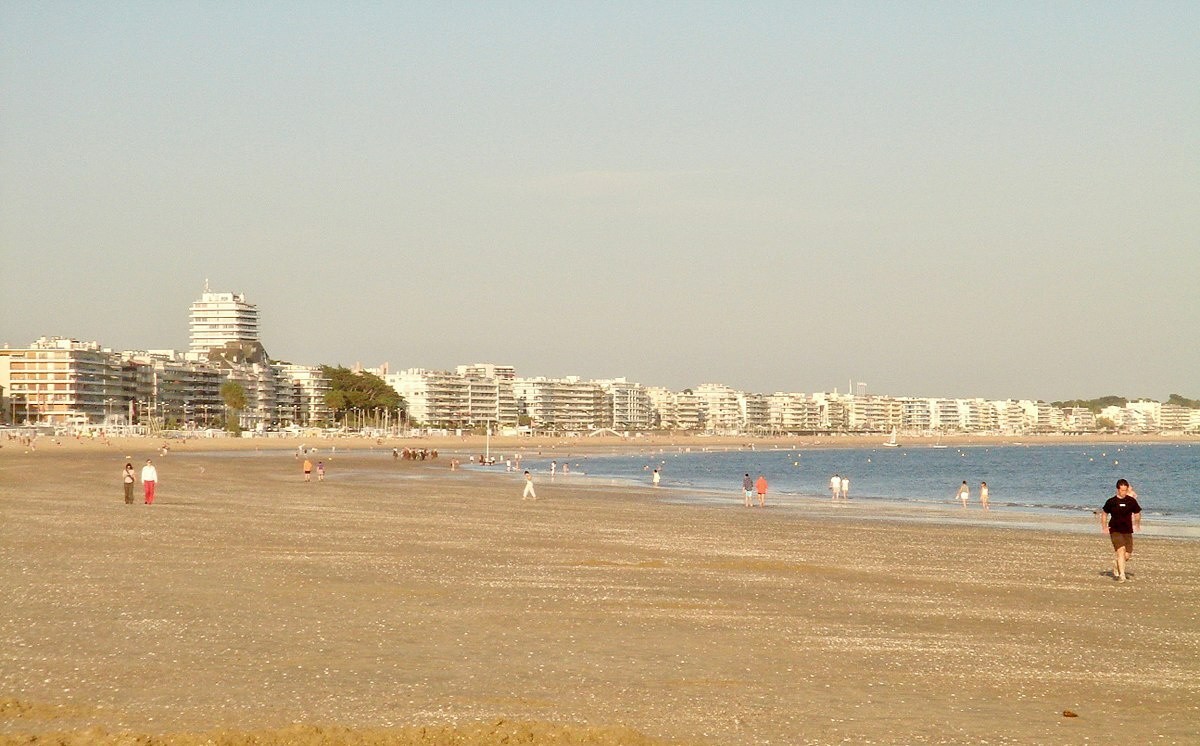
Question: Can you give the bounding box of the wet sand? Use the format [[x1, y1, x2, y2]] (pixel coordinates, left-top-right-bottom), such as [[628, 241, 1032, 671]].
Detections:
[[1, 441, 1198, 744]]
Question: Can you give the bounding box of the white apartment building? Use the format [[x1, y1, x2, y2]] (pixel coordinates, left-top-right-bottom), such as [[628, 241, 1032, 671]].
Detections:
[[456, 363, 516, 381], [123, 350, 225, 427], [596, 378, 653, 431], [644, 386, 676, 430], [458, 364, 518, 427], [809, 392, 847, 431], [765, 393, 823, 433], [385, 368, 516, 430], [513, 376, 604, 433], [0, 338, 231, 428], [188, 287, 261, 355], [1161, 404, 1200, 431], [386, 369, 469, 428], [0, 338, 125, 425], [694, 383, 741, 433], [1125, 400, 1162, 431], [739, 392, 770, 433], [845, 395, 901, 432], [274, 363, 332, 426]]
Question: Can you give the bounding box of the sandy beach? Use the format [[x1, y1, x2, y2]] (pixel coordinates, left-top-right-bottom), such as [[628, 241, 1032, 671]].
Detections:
[[1, 437, 1198, 744]]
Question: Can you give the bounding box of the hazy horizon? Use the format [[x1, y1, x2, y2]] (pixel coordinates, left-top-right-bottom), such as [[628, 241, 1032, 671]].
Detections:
[[3, 4, 1197, 402]]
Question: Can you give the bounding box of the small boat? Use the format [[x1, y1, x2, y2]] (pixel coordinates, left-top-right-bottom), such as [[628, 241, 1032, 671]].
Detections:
[[929, 434, 948, 449], [883, 428, 899, 447]]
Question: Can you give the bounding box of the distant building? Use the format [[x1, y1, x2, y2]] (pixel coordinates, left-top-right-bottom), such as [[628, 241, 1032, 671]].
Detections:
[[512, 376, 604, 433], [188, 285, 261, 356], [595, 378, 653, 431], [0, 338, 124, 425], [694, 383, 741, 433], [739, 392, 770, 433], [274, 363, 332, 426]]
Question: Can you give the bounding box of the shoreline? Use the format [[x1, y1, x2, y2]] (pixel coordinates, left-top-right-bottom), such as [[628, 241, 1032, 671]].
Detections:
[[2, 448, 1199, 743], [3, 430, 1196, 456], [9, 433, 1196, 533], [484, 468, 1200, 539]]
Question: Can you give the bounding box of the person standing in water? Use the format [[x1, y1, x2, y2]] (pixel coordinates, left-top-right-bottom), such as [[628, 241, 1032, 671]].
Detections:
[[755, 474, 768, 507], [956, 480, 969, 508]]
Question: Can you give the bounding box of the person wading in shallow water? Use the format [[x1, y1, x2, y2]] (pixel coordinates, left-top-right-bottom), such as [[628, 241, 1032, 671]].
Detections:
[[1100, 478, 1141, 583], [755, 474, 768, 507]]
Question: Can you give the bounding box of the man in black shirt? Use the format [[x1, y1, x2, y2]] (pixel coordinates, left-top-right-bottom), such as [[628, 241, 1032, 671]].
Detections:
[[1099, 478, 1142, 583]]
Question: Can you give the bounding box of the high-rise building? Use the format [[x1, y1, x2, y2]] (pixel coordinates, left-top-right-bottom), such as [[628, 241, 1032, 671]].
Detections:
[[188, 284, 261, 356]]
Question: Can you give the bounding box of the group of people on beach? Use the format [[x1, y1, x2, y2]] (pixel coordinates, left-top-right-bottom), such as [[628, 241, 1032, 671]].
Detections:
[[302, 458, 325, 482], [741, 473, 769, 507], [394, 447, 437, 461], [110, 447, 1146, 586], [829, 474, 850, 501], [121, 458, 158, 504], [955, 480, 990, 510]]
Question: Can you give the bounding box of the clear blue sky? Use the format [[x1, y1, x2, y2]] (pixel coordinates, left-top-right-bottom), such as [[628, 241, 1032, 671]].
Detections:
[[2, 2, 1197, 401]]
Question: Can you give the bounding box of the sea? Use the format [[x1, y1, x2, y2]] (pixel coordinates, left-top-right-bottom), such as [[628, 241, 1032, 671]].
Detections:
[[513, 442, 1200, 532]]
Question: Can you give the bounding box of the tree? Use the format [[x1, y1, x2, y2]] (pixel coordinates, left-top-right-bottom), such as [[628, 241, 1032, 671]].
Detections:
[[1051, 396, 1128, 413], [220, 380, 247, 433], [320, 366, 404, 427], [1096, 416, 1118, 431], [1167, 394, 1200, 409]]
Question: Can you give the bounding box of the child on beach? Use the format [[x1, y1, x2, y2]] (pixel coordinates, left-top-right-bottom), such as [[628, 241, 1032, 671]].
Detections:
[[956, 481, 969, 507]]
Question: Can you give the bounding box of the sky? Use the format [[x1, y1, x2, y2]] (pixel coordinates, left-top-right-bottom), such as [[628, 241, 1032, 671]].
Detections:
[[2, 2, 1197, 402]]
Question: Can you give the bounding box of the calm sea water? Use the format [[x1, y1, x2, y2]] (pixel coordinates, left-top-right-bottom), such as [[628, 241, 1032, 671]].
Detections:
[[525, 443, 1200, 525]]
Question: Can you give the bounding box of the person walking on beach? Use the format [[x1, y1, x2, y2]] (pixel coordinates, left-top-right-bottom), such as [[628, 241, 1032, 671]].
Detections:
[[652, 468, 661, 488], [122, 462, 136, 504], [755, 474, 768, 507], [979, 481, 989, 511], [742, 473, 754, 507], [956, 480, 969, 508], [303, 458, 313, 482], [1100, 478, 1141, 583], [316, 461, 325, 482], [840, 475, 850, 501], [141, 459, 158, 505], [830, 474, 841, 501], [522, 470, 537, 500]]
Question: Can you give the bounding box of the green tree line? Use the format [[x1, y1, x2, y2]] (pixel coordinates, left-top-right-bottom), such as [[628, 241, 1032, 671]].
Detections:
[[1051, 394, 1199, 412], [320, 366, 405, 425]]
